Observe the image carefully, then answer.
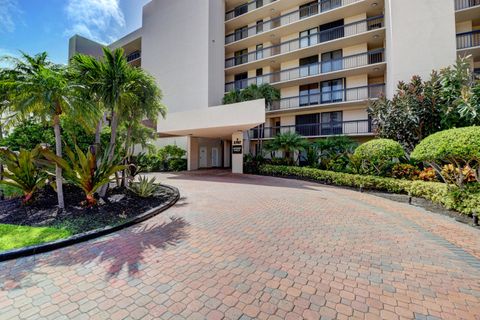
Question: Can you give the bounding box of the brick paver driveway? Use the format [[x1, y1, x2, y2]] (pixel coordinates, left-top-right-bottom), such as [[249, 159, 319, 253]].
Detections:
[[1, 170, 480, 320]]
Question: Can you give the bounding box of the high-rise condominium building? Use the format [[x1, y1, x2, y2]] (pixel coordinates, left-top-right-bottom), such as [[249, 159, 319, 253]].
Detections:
[[69, 0, 479, 173]]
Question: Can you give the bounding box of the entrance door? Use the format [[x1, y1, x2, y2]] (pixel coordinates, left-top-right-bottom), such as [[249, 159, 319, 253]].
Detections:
[[199, 147, 207, 168], [211, 148, 219, 167]]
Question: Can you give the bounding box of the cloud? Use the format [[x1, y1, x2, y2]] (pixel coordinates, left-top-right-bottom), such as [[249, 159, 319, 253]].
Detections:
[[0, 0, 20, 33], [64, 0, 125, 44]]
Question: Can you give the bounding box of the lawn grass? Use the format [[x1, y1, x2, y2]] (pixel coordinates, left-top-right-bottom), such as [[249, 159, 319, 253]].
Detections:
[[0, 224, 72, 252]]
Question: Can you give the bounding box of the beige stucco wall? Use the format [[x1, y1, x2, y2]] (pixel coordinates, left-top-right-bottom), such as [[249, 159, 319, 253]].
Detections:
[[385, 0, 457, 98]]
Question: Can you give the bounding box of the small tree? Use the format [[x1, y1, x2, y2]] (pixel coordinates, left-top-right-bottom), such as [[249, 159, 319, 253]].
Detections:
[[223, 84, 280, 108], [410, 127, 480, 188], [353, 139, 405, 176], [264, 132, 308, 165]]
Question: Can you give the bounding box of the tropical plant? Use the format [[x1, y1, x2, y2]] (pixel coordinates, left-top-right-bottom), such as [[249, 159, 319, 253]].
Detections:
[[369, 58, 480, 152], [41, 144, 125, 206], [264, 132, 308, 164], [353, 139, 405, 176], [391, 163, 420, 180], [1, 52, 97, 209], [128, 175, 160, 198], [314, 136, 358, 171], [223, 84, 280, 108], [0, 147, 47, 203], [410, 126, 480, 187]]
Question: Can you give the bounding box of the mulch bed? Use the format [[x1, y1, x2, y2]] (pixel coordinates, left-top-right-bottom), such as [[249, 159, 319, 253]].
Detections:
[[0, 185, 176, 234]]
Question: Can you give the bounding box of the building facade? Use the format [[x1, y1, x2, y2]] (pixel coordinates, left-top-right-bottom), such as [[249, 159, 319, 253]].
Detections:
[[69, 0, 480, 173]]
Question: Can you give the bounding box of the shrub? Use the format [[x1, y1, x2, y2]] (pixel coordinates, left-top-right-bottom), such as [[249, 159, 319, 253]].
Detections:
[[134, 152, 164, 172], [158, 145, 186, 162], [311, 136, 358, 171], [0, 147, 47, 203], [353, 139, 404, 176], [441, 164, 476, 185], [258, 165, 480, 216], [129, 175, 160, 198], [167, 158, 187, 172], [244, 154, 267, 174], [391, 164, 420, 180], [418, 167, 437, 182], [0, 120, 54, 151], [411, 126, 480, 187]]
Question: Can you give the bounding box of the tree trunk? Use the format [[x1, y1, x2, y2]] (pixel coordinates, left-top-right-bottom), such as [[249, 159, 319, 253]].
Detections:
[[94, 119, 102, 145], [99, 110, 119, 197], [53, 115, 65, 209], [121, 125, 133, 187]]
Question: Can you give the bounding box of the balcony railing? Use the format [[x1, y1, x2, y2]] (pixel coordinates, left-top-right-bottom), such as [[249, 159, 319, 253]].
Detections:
[[225, 0, 362, 44], [226, 48, 385, 92], [127, 51, 141, 62], [267, 84, 385, 111], [457, 30, 480, 50], [226, 15, 384, 68], [250, 119, 372, 139], [454, 0, 480, 10], [225, 0, 276, 21]]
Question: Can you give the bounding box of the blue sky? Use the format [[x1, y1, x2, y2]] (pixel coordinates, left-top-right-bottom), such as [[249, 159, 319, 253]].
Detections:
[[0, 0, 150, 64]]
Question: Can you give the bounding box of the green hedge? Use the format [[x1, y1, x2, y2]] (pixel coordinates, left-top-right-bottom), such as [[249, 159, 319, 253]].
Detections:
[[259, 165, 480, 216]]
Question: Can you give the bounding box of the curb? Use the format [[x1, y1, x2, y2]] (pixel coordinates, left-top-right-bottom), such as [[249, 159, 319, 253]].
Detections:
[[0, 185, 180, 262]]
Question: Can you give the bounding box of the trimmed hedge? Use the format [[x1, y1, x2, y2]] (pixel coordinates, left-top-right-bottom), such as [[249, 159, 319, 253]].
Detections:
[[259, 165, 480, 216]]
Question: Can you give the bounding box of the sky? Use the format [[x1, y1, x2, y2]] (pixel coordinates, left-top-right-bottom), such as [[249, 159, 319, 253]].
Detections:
[[0, 0, 150, 64]]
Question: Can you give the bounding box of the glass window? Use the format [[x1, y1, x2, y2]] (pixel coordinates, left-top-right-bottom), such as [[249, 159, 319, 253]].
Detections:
[[299, 27, 319, 48], [256, 44, 264, 60], [299, 83, 320, 106], [235, 26, 248, 41], [234, 49, 248, 66], [299, 1, 319, 19], [321, 111, 343, 135], [299, 55, 319, 78], [321, 49, 342, 73], [296, 113, 320, 136], [321, 79, 344, 103], [234, 3, 248, 17], [234, 72, 248, 90], [256, 20, 263, 33]]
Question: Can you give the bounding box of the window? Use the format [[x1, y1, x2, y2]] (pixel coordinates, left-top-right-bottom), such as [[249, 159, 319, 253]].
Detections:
[[299, 83, 320, 106], [296, 113, 320, 136], [321, 49, 342, 73], [256, 20, 264, 33], [321, 111, 343, 135], [299, 1, 318, 19], [234, 72, 248, 90], [256, 68, 263, 85], [319, 19, 344, 42], [299, 27, 319, 48], [320, 0, 342, 12], [235, 26, 248, 41], [299, 55, 319, 77], [256, 44, 264, 60], [234, 3, 248, 17], [320, 79, 344, 103], [234, 49, 248, 66], [256, 0, 264, 9]]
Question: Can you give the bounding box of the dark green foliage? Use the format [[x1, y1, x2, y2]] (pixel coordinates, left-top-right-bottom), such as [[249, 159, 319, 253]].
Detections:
[[259, 165, 480, 216], [311, 136, 358, 171], [0, 120, 54, 151], [223, 84, 280, 108], [243, 154, 267, 174], [369, 58, 480, 152], [167, 158, 187, 172], [264, 132, 308, 164], [391, 163, 420, 180]]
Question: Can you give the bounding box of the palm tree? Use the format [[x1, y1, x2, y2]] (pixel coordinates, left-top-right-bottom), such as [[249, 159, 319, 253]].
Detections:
[[120, 67, 167, 186], [1, 52, 95, 209], [264, 132, 308, 164]]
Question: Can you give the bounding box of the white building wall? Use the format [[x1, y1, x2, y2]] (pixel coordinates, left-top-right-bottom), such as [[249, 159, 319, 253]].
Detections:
[[385, 0, 457, 98]]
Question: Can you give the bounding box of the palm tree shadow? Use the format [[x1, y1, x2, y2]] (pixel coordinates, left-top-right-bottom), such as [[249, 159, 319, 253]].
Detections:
[[0, 217, 190, 288]]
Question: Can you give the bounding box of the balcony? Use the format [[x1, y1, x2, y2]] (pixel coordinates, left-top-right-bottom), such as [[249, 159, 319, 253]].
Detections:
[[267, 84, 384, 112], [457, 30, 480, 50], [225, 0, 276, 21], [226, 16, 384, 69], [250, 119, 373, 139], [455, 0, 480, 10], [225, 0, 362, 44], [126, 50, 141, 62], [226, 48, 385, 92]]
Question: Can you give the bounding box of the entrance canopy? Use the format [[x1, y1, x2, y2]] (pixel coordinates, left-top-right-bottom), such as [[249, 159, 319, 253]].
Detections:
[[157, 99, 265, 139]]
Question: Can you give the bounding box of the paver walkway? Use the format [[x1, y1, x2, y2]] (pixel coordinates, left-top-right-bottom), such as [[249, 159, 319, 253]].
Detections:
[[1, 170, 480, 320]]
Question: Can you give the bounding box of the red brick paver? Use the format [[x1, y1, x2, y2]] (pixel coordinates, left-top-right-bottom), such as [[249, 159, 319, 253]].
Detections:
[[1, 170, 480, 319]]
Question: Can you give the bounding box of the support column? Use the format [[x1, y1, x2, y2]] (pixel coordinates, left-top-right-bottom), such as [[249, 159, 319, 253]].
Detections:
[[223, 140, 231, 168], [231, 131, 243, 174], [187, 136, 199, 171]]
